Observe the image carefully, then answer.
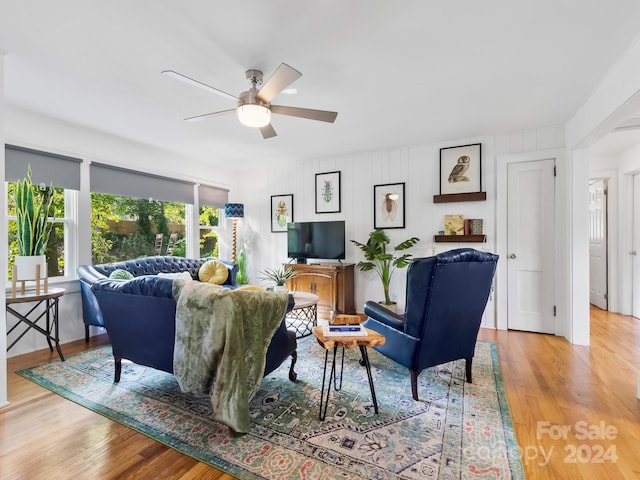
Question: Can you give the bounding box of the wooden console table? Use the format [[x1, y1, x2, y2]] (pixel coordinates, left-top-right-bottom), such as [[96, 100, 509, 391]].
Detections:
[[286, 263, 355, 321], [6, 287, 66, 361]]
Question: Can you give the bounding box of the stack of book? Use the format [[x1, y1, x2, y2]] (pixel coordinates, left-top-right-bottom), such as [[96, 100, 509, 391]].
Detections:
[[322, 325, 368, 337]]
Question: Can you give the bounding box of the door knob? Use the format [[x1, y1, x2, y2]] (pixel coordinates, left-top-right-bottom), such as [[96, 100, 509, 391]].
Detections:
[[509, 253, 517, 259]]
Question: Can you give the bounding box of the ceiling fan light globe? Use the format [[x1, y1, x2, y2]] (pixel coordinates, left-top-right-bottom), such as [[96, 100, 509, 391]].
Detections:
[[237, 104, 271, 128]]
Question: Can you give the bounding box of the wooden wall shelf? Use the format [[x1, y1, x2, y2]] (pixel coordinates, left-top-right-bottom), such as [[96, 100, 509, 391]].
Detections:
[[433, 192, 487, 203], [434, 235, 487, 243]]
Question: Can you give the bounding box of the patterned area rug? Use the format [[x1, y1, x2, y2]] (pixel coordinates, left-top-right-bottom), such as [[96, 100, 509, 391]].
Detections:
[[19, 338, 524, 479]]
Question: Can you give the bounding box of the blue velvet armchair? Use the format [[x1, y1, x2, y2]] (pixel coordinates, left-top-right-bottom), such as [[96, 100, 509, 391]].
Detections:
[[363, 248, 498, 401]]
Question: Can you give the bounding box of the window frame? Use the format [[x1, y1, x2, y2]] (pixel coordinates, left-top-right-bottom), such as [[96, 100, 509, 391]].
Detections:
[[5, 183, 78, 283]]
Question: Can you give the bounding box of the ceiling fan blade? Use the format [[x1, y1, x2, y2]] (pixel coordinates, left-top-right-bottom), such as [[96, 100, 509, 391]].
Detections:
[[257, 63, 302, 103], [184, 109, 235, 122], [162, 70, 238, 102], [260, 123, 277, 139], [271, 105, 338, 123]]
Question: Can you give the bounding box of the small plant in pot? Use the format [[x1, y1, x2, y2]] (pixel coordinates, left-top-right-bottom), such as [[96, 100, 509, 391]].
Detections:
[[351, 230, 420, 310], [13, 166, 54, 281], [259, 265, 297, 292]]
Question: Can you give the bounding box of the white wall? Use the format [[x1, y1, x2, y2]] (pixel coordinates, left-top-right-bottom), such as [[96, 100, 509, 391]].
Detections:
[[565, 33, 640, 344], [237, 126, 564, 331]]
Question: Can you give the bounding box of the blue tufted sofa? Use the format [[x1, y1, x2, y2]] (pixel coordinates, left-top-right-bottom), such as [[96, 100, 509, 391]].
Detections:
[[78, 256, 238, 341], [78, 256, 297, 382]]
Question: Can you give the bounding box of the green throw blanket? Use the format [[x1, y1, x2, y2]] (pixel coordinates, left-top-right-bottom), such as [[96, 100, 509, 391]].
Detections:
[[172, 280, 289, 433]]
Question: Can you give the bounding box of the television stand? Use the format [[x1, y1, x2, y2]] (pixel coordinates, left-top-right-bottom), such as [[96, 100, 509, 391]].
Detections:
[[286, 263, 355, 321]]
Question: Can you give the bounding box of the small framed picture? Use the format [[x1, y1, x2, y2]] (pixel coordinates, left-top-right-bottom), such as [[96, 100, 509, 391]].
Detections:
[[315, 171, 341, 213], [270, 194, 293, 232], [439, 143, 482, 195], [374, 183, 405, 229]]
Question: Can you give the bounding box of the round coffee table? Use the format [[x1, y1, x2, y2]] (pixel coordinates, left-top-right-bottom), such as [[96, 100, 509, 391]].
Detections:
[[286, 291, 319, 338]]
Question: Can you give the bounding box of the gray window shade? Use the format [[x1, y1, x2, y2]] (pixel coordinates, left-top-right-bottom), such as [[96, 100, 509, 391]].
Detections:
[[198, 184, 229, 208], [5, 144, 82, 190], [90, 162, 195, 204]]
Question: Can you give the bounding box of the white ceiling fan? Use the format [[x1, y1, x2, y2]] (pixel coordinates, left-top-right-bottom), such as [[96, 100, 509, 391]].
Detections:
[[162, 63, 338, 139]]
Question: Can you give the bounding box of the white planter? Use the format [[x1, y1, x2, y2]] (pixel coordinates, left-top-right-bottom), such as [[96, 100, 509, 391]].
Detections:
[[14, 255, 47, 280], [379, 301, 398, 314]]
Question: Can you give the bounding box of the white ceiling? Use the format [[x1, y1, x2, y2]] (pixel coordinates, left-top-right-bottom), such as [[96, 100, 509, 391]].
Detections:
[[2, 1, 640, 170]]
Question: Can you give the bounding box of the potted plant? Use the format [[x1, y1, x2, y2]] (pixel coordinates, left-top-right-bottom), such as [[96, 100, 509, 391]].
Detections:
[[236, 248, 249, 285], [351, 230, 420, 310], [259, 265, 297, 292], [13, 166, 54, 281]]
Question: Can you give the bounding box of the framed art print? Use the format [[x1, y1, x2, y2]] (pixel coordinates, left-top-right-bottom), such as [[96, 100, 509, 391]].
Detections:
[[271, 194, 293, 232], [315, 171, 341, 213], [439, 143, 481, 195], [374, 182, 405, 229]]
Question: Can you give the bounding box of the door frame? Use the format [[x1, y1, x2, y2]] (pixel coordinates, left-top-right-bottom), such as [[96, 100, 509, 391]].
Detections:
[[496, 149, 562, 332], [629, 171, 640, 317], [588, 178, 608, 310], [616, 167, 640, 316], [588, 168, 619, 313]]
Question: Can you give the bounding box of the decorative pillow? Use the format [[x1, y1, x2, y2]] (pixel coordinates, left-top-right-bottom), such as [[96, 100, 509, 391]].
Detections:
[[236, 285, 265, 291], [109, 269, 134, 280], [158, 271, 193, 282], [198, 260, 229, 285]]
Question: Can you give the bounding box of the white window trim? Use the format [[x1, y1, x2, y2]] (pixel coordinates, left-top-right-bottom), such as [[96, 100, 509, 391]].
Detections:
[[5, 184, 78, 283]]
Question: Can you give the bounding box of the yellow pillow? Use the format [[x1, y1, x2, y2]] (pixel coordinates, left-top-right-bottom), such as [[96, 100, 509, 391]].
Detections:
[[198, 260, 229, 285], [236, 285, 265, 291]]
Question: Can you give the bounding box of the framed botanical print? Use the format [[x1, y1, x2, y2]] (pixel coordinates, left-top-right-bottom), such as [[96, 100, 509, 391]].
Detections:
[[315, 171, 341, 213], [270, 194, 293, 232], [374, 182, 405, 229], [439, 143, 482, 195]]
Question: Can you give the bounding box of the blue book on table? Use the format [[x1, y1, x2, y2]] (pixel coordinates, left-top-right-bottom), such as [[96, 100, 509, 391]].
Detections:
[[329, 326, 360, 332]]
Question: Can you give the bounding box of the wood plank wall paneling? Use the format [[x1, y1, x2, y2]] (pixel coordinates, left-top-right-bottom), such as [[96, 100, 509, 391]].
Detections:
[[2, 306, 639, 479], [242, 127, 564, 328]]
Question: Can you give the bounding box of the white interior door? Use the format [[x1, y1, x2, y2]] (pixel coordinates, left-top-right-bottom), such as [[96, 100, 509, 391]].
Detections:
[[589, 179, 608, 310], [507, 159, 556, 333], [632, 174, 640, 318]]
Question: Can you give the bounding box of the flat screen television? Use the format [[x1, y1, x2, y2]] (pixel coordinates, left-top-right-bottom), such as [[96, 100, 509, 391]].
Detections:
[[287, 220, 345, 262]]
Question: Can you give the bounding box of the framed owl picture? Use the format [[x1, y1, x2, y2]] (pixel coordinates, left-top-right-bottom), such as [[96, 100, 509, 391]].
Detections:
[[439, 143, 482, 195]]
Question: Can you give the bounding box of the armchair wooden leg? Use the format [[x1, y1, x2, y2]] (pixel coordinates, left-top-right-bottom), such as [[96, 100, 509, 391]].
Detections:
[[114, 358, 122, 383], [410, 370, 420, 401], [288, 351, 298, 382], [85, 324, 90, 343], [465, 357, 473, 383]]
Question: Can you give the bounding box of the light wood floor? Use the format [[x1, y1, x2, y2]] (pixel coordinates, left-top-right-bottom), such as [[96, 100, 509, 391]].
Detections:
[[2, 307, 639, 479]]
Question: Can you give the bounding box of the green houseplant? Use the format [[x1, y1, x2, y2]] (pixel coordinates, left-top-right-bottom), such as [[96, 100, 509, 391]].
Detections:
[[259, 265, 297, 290], [236, 248, 249, 285], [351, 229, 420, 307], [13, 167, 54, 279]]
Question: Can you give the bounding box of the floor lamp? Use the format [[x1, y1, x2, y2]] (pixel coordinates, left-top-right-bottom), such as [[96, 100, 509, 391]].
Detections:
[[224, 203, 244, 263]]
